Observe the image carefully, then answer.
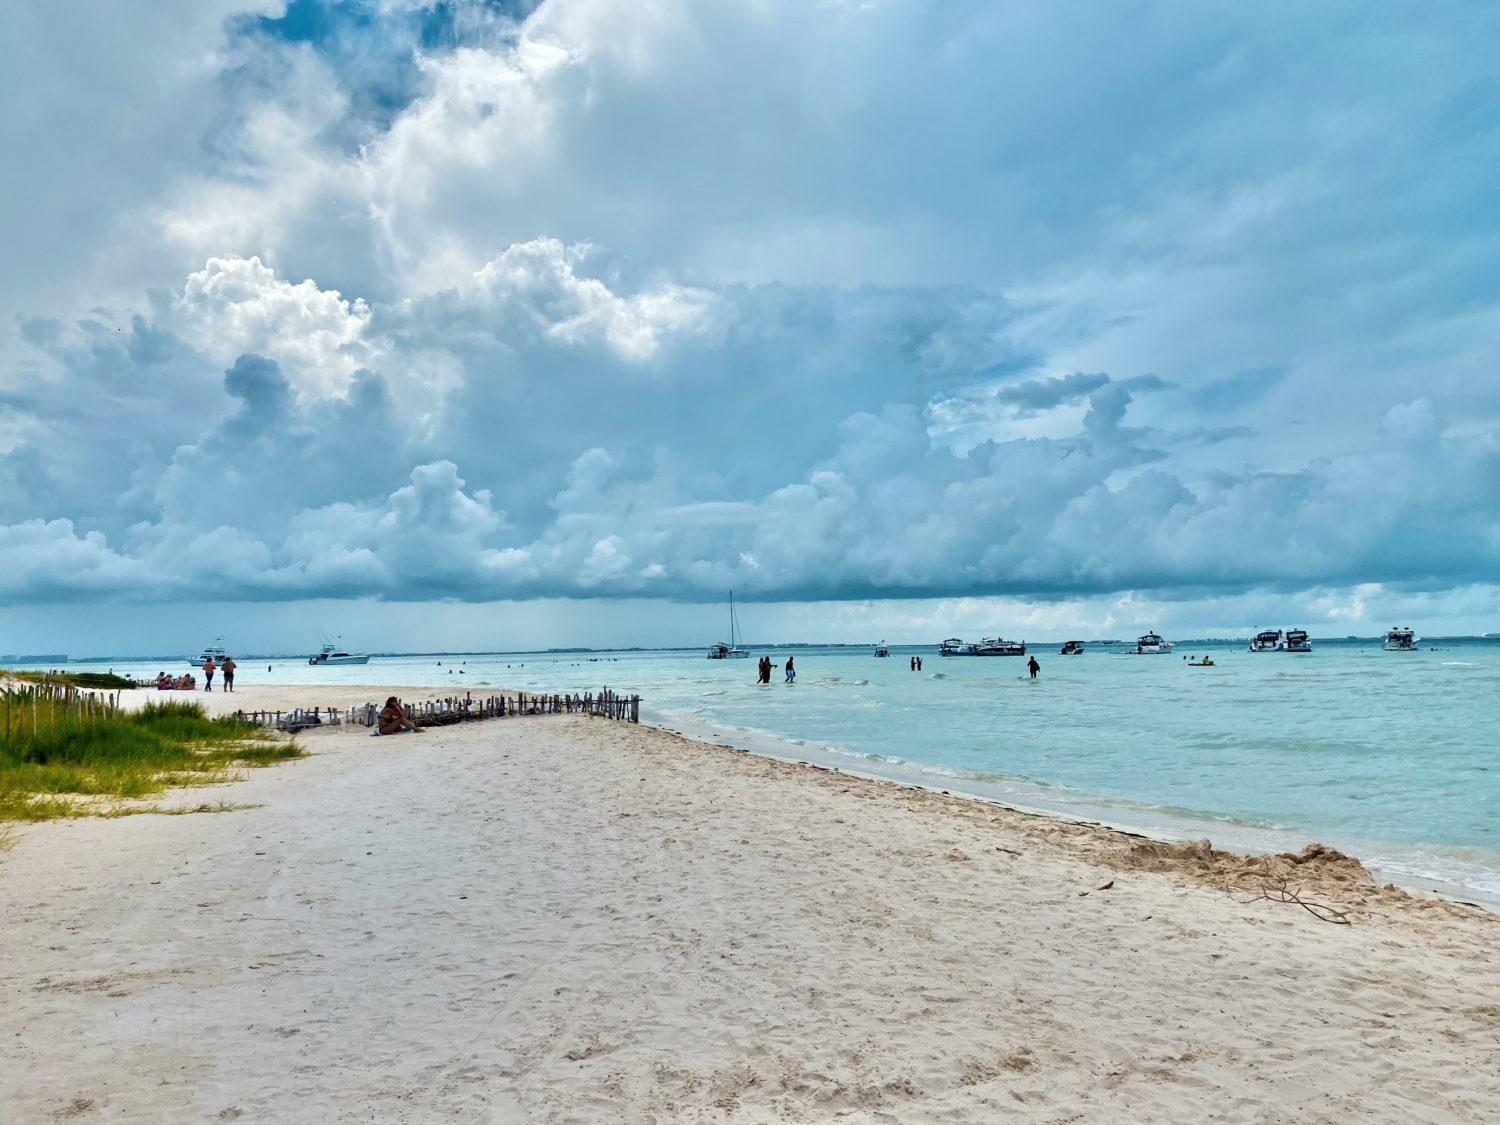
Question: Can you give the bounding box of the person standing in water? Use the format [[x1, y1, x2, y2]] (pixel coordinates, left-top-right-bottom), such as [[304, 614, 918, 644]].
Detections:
[[202, 655, 216, 692], [1027, 655, 1040, 679], [784, 656, 796, 683]]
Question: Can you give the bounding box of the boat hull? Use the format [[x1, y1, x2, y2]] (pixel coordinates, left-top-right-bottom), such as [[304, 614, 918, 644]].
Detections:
[[309, 655, 371, 665]]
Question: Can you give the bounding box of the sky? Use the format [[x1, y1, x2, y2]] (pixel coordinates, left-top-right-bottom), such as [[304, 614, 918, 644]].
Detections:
[[1, 0, 1498, 656]]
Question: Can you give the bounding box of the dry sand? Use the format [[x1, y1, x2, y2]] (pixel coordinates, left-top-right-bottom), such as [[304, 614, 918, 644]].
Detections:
[[2, 686, 1497, 1122]]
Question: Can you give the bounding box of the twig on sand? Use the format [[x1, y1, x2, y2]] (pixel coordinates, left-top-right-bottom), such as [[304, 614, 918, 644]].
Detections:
[[1238, 875, 1352, 925]]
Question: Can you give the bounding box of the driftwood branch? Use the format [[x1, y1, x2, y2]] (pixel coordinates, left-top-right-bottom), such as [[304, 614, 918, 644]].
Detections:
[[1238, 875, 1352, 925]]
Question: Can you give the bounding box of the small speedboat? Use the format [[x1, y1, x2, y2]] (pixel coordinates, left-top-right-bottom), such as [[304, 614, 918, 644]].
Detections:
[[1284, 629, 1312, 653], [1060, 640, 1085, 655], [939, 637, 967, 656], [1131, 632, 1173, 654], [1249, 629, 1284, 653], [1383, 627, 1418, 652], [874, 642, 890, 657]]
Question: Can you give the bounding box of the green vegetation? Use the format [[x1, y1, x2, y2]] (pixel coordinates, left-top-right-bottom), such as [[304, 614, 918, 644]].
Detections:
[[0, 694, 300, 822], [7, 670, 140, 690]]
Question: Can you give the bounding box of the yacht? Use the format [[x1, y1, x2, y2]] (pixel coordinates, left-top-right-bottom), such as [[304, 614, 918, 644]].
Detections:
[[308, 640, 370, 666], [1059, 640, 1085, 655], [939, 636, 1026, 656], [1284, 628, 1312, 653], [873, 642, 890, 658], [707, 592, 750, 659], [1131, 632, 1173, 654], [1383, 627, 1418, 652], [189, 638, 227, 667], [1249, 629, 1284, 653]]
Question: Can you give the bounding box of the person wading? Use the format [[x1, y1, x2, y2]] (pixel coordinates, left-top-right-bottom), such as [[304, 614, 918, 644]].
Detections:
[[1027, 656, 1040, 679]]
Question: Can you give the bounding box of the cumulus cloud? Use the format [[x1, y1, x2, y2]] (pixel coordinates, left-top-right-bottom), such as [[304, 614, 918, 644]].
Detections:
[[174, 257, 374, 395], [1, 0, 1498, 627]]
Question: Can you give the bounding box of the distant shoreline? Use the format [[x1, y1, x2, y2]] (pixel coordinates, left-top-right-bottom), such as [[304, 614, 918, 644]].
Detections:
[[16, 634, 1500, 665]]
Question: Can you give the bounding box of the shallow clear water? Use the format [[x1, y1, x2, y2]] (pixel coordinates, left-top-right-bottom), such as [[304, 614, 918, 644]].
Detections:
[[52, 638, 1500, 900]]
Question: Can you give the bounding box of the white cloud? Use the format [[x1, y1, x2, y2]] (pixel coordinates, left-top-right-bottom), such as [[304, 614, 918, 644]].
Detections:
[[1, 0, 1499, 636], [174, 256, 374, 396]]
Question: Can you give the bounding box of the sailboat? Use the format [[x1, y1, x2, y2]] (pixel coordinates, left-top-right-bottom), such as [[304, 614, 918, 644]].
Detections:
[[707, 592, 751, 659]]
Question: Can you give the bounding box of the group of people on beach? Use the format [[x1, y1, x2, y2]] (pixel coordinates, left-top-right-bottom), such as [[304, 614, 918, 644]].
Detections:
[[155, 656, 237, 691], [756, 655, 795, 684]]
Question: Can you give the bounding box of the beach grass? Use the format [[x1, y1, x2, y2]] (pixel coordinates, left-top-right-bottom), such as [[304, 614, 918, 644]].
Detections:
[[7, 669, 139, 690], [0, 696, 300, 822]]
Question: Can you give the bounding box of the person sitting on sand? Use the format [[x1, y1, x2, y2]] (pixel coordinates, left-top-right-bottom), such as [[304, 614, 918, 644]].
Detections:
[[376, 697, 422, 736]]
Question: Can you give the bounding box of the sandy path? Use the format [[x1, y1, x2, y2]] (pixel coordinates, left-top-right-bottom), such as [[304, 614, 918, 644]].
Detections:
[[1, 708, 1496, 1122]]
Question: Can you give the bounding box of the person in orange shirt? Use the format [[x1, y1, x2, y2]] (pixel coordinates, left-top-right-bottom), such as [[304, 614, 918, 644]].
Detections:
[[202, 656, 216, 692]]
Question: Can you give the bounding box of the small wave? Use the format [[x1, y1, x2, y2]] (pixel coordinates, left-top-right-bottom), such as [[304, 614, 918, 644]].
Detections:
[[1442, 661, 1479, 668], [928, 672, 947, 679]]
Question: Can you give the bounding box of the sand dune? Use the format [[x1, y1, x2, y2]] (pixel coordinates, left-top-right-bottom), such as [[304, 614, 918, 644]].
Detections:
[[1, 695, 1495, 1121]]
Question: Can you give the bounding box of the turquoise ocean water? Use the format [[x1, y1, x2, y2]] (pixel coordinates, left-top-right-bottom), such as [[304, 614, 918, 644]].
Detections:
[[46, 638, 1500, 902]]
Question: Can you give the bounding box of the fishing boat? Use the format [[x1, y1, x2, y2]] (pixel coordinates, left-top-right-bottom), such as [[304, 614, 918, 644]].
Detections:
[[707, 592, 750, 659], [1249, 629, 1284, 653], [188, 637, 226, 667], [1059, 640, 1085, 655], [1383, 627, 1418, 652], [1131, 632, 1173, 654], [940, 636, 1026, 656], [308, 640, 370, 666], [1284, 628, 1312, 653], [874, 642, 890, 657]]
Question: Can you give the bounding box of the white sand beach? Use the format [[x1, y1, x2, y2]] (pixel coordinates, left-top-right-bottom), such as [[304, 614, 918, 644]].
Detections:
[[2, 686, 1497, 1122]]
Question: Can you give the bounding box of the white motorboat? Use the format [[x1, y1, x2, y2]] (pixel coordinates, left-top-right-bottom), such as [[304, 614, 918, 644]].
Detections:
[[1060, 640, 1085, 655], [707, 592, 750, 659], [189, 638, 226, 667], [1383, 627, 1418, 651], [1249, 629, 1284, 653], [874, 642, 890, 657], [1284, 629, 1312, 653], [939, 636, 1025, 656], [308, 640, 370, 666], [1131, 632, 1174, 654]]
